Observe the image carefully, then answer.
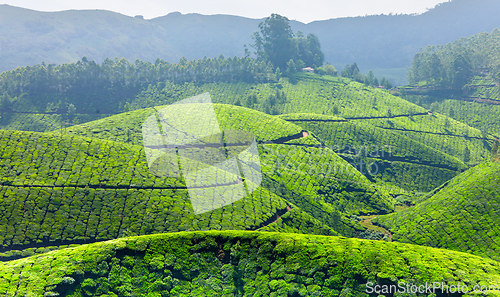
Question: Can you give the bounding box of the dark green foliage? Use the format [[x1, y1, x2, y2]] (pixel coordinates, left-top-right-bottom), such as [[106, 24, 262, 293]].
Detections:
[[407, 29, 500, 93], [1, 231, 500, 296], [0, 56, 275, 116], [251, 15, 324, 70], [374, 162, 500, 261]]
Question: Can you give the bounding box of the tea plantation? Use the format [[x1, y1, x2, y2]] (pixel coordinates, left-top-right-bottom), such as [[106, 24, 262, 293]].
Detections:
[[374, 161, 500, 261], [0, 57, 499, 296], [1, 231, 500, 297]]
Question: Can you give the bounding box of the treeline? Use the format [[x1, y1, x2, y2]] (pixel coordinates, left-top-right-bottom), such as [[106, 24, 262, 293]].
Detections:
[[341, 63, 393, 89], [407, 29, 500, 90], [0, 56, 278, 114]]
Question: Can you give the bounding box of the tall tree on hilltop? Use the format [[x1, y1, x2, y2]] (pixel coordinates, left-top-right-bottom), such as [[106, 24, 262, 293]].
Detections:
[[295, 31, 325, 68], [451, 54, 472, 90], [252, 14, 296, 70], [251, 14, 325, 70]]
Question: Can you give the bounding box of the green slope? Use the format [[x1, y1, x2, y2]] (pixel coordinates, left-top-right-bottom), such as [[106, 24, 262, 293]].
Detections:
[[418, 98, 500, 138], [63, 104, 393, 225], [0, 104, 396, 257], [374, 161, 500, 261], [3, 73, 492, 167], [0, 129, 341, 257], [280, 113, 468, 192], [1, 231, 500, 297], [61, 104, 310, 146]]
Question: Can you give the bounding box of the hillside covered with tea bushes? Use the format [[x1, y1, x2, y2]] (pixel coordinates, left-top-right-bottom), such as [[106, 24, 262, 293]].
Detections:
[[1, 231, 500, 297], [0, 55, 499, 296], [374, 161, 500, 261], [0, 104, 401, 259]]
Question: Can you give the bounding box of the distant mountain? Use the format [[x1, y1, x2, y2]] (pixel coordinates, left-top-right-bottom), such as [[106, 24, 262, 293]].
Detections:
[[1, 0, 500, 84]]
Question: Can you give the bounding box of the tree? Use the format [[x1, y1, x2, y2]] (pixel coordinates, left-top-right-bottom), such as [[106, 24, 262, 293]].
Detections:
[[67, 103, 76, 115], [492, 139, 500, 161], [428, 53, 443, 83], [252, 14, 296, 70], [234, 97, 242, 106], [294, 32, 325, 68], [324, 64, 338, 76], [314, 67, 326, 75], [341, 63, 360, 79], [286, 59, 296, 74], [275, 67, 282, 81], [381, 77, 393, 89], [367, 70, 375, 85], [251, 14, 324, 70], [451, 54, 472, 90]]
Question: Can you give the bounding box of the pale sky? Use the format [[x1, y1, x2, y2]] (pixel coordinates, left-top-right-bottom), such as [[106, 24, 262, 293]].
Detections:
[[2, 0, 449, 23]]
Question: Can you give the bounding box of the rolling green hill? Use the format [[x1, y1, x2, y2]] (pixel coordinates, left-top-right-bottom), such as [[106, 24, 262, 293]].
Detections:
[[373, 161, 500, 261], [62, 103, 393, 226], [52, 74, 493, 193], [61, 104, 309, 146], [1, 231, 500, 297], [280, 113, 469, 192], [0, 104, 399, 259], [0, 129, 326, 255]]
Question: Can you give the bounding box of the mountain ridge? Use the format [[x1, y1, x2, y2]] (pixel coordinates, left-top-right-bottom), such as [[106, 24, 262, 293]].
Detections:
[[2, 0, 500, 85]]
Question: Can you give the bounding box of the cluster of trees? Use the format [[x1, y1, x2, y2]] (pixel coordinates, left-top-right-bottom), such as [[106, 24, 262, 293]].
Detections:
[[0, 56, 280, 114], [408, 50, 472, 90], [407, 30, 500, 91], [250, 14, 325, 72], [341, 63, 393, 89]]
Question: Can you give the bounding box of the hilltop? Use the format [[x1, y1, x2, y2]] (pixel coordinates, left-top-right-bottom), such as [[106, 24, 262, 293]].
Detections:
[[1, 231, 500, 296]]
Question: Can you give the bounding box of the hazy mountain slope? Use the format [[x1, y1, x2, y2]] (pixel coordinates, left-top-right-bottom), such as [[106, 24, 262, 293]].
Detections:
[[374, 161, 500, 261], [0, 5, 178, 72], [2, 0, 500, 79], [1, 231, 500, 296]]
